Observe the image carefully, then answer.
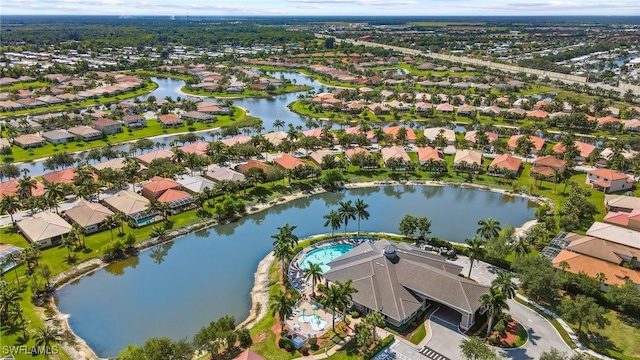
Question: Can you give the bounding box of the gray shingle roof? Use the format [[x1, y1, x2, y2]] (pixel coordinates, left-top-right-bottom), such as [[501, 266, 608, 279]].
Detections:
[[323, 240, 489, 323]]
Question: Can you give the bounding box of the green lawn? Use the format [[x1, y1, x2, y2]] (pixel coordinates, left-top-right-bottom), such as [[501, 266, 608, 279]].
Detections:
[[409, 323, 426, 344], [0, 81, 52, 91], [571, 312, 640, 360]]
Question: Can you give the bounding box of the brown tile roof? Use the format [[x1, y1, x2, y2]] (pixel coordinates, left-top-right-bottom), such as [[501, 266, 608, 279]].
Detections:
[[158, 114, 182, 124], [533, 155, 566, 169], [136, 150, 174, 165], [564, 232, 640, 265], [453, 149, 482, 165], [220, 135, 251, 147], [604, 209, 640, 227], [17, 212, 71, 243], [553, 250, 640, 286], [233, 349, 265, 360], [94, 118, 120, 127], [526, 109, 549, 118], [381, 146, 410, 162], [179, 142, 208, 156], [64, 200, 114, 227], [237, 160, 270, 173], [465, 131, 499, 143]]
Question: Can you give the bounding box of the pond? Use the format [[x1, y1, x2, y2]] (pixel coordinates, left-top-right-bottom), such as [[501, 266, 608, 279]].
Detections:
[[54, 185, 537, 358]]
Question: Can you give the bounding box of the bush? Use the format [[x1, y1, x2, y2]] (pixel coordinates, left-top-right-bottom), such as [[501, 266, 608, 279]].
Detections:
[[299, 345, 310, 355], [344, 317, 351, 326], [278, 337, 295, 352], [238, 328, 252, 347], [351, 311, 360, 318], [308, 337, 318, 350], [363, 335, 394, 360]]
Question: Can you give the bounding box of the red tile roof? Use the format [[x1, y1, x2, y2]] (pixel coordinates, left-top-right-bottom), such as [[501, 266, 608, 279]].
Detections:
[[0, 178, 46, 200], [142, 176, 181, 194], [533, 155, 567, 169], [237, 159, 270, 173], [417, 147, 444, 162], [526, 109, 549, 118], [508, 135, 545, 151], [180, 142, 208, 156], [273, 153, 307, 170], [42, 168, 77, 184], [158, 114, 182, 124], [233, 349, 265, 360], [157, 189, 191, 203], [588, 168, 629, 181], [552, 141, 596, 158], [489, 154, 522, 172], [553, 250, 640, 286], [345, 147, 371, 159], [383, 126, 416, 140]]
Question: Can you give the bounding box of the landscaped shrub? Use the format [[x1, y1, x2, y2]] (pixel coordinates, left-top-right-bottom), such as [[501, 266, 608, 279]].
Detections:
[[363, 335, 394, 360], [308, 337, 318, 350], [278, 337, 295, 352], [238, 328, 252, 347], [299, 345, 310, 355], [351, 311, 360, 318]]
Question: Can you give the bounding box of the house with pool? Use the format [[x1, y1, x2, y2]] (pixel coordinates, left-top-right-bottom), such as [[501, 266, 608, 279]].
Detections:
[[323, 240, 489, 330]]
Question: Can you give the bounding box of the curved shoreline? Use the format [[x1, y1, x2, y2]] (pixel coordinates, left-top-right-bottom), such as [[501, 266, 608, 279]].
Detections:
[[48, 181, 547, 359]]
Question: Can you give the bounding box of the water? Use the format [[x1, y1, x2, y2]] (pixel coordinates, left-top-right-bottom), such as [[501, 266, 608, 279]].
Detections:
[[298, 244, 354, 273], [54, 185, 536, 358], [15, 72, 322, 177]]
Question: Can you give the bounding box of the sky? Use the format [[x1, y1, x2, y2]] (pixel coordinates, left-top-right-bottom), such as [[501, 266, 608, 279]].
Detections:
[[3, 0, 640, 16]]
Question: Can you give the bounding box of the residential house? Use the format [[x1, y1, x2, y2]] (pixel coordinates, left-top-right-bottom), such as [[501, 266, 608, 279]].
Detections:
[[587, 222, 640, 249], [423, 128, 455, 145], [381, 146, 410, 162], [604, 209, 640, 232], [263, 131, 289, 147], [157, 189, 194, 214], [136, 150, 174, 166], [181, 111, 216, 123], [530, 156, 567, 179], [384, 126, 416, 144], [488, 154, 522, 177], [180, 142, 209, 156], [42, 168, 77, 184], [220, 135, 251, 147], [205, 166, 246, 182], [417, 147, 445, 164], [507, 134, 546, 154], [233, 349, 265, 360], [175, 174, 215, 194], [605, 195, 640, 213], [465, 131, 499, 146], [586, 169, 633, 193], [122, 114, 147, 128], [13, 134, 45, 149], [0, 178, 46, 201], [273, 154, 306, 170], [236, 160, 271, 174], [309, 150, 338, 167], [141, 176, 182, 200], [158, 114, 183, 128], [63, 200, 114, 234], [17, 212, 72, 248], [552, 141, 596, 162], [41, 129, 75, 144], [68, 126, 103, 141], [453, 149, 483, 173], [553, 250, 640, 289], [102, 190, 156, 227], [93, 118, 122, 134]]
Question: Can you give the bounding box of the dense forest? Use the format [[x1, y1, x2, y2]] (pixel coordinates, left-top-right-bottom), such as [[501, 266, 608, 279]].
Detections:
[[1, 17, 315, 50]]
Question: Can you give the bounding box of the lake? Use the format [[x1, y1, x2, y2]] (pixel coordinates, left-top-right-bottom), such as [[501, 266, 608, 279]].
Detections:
[[54, 185, 537, 358]]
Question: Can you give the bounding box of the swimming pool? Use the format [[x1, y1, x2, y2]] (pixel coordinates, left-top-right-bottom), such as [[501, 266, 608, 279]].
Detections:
[[299, 243, 353, 273]]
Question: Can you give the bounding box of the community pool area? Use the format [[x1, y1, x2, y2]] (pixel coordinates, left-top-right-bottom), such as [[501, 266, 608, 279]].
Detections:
[[299, 243, 353, 273]]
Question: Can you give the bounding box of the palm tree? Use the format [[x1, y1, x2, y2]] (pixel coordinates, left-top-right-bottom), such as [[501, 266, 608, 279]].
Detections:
[[465, 236, 486, 279], [0, 286, 22, 318], [480, 287, 509, 337], [0, 195, 21, 226], [271, 223, 299, 249], [17, 174, 37, 200], [104, 214, 119, 241], [491, 271, 518, 299], [273, 240, 295, 281], [512, 237, 531, 258], [44, 181, 64, 213], [6, 252, 22, 284], [323, 210, 341, 236], [303, 262, 323, 298], [338, 200, 356, 236], [273, 119, 285, 131], [364, 311, 385, 342], [354, 199, 370, 238], [269, 289, 295, 332], [70, 222, 86, 249], [33, 326, 63, 360], [61, 234, 75, 259], [476, 218, 501, 240]]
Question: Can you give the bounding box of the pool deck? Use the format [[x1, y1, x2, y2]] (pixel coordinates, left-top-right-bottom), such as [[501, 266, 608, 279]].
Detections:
[[285, 300, 340, 340], [288, 237, 372, 294]]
